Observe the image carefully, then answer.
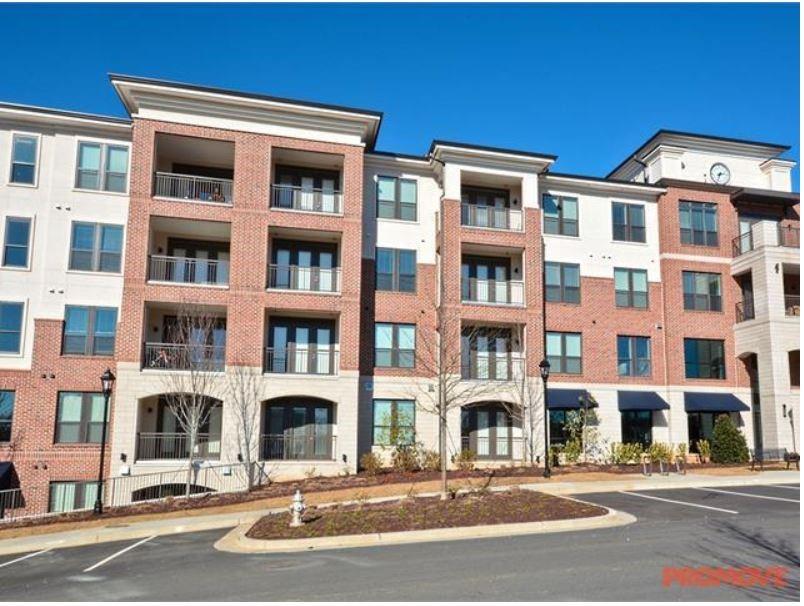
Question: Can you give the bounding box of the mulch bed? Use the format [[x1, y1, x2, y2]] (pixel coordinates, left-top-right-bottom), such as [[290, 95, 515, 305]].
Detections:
[[246, 490, 607, 540], [0, 461, 773, 532]]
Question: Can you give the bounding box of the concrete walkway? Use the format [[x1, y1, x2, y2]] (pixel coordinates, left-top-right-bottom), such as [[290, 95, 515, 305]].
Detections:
[[0, 469, 797, 556]]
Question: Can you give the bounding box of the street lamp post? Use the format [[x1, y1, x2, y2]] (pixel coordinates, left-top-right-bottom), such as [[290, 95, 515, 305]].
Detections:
[[539, 359, 551, 478], [94, 368, 116, 515]]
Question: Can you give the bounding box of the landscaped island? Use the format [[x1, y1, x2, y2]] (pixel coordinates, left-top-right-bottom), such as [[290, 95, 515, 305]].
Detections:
[[246, 490, 607, 540]]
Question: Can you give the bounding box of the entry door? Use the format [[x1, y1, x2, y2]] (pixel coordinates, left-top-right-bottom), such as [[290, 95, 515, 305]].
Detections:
[[738, 217, 757, 254], [321, 178, 335, 213], [297, 250, 312, 290], [476, 410, 490, 456], [275, 248, 291, 288], [318, 251, 334, 292], [495, 410, 510, 456], [316, 326, 332, 374], [300, 176, 315, 211]]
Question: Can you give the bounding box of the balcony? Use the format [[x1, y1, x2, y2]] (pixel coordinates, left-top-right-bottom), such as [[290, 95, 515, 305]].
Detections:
[[136, 432, 221, 461], [143, 342, 225, 372], [264, 345, 339, 375], [785, 295, 800, 317], [152, 133, 235, 205], [462, 278, 524, 306], [149, 255, 229, 286], [732, 221, 801, 257], [461, 352, 525, 381], [735, 300, 755, 323], [270, 185, 342, 214], [267, 264, 340, 293], [461, 203, 523, 231], [260, 433, 336, 461]]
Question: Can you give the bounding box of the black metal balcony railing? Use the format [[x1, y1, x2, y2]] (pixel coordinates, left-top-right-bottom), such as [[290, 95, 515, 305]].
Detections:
[[732, 232, 754, 257], [461, 203, 523, 231], [461, 353, 525, 381], [779, 225, 801, 249], [153, 172, 233, 204], [785, 295, 800, 317], [149, 255, 229, 286], [461, 278, 524, 306], [267, 264, 340, 293], [264, 346, 338, 375], [260, 433, 336, 461], [270, 184, 342, 214], [460, 436, 523, 460], [136, 432, 221, 460], [143, 342, 226, 372], [735, 299, 755, 323]]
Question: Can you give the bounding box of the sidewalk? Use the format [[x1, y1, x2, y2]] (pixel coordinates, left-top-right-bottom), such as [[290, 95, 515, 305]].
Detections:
[[0, 469, 797, 556]]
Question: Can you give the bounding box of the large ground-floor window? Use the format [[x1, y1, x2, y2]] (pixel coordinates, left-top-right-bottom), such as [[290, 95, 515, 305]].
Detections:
[[621, 410, 652, 447], [461, 404, 516, 459], [688, 411, 735, 451], [549, 410, 570, 445], [262, 398, 334, 460], [49, 480, 97, 513]]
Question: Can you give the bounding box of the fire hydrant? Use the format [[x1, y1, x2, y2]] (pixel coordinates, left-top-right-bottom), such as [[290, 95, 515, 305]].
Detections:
[[289, 489, 306, 527]]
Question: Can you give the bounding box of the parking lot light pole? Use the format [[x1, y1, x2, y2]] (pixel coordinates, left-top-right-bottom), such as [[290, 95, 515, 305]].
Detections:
[[539, 359, 551, 478], [94, 368, 116, 515]]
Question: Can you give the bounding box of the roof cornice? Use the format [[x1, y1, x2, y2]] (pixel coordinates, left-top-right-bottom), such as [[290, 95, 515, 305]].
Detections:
[[0, 101, 131, 133], [542, 172, 666, 196]]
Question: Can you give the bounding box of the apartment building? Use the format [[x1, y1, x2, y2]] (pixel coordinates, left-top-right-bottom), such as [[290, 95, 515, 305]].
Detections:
[[0, 75, 799, 516]]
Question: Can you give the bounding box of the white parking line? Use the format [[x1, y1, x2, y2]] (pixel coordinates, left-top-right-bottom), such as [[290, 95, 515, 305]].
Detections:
[[770, 484, 800, 491], [692, 487, 800, 503], [619, 491, 738, 514], [83, 535, 156, 573], [0, 549, 50, 569]]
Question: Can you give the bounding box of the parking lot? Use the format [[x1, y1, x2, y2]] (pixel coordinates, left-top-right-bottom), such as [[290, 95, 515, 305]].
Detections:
[[0, 482, 799, 601]]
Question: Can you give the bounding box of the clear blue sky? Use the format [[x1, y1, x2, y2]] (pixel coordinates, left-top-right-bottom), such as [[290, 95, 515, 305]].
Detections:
[[1, 3, 799, 186]]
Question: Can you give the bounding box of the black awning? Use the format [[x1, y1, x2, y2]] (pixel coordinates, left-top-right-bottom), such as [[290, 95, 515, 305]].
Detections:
[[0, 462, 15, 490], [546, 388, 596, 410], [618, 391, 670, 411], [731, 187, 800, 207], [684, 392, 750, 413]]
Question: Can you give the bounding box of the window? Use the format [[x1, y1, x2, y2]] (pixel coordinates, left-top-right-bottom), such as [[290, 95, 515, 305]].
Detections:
[[617, 336, 652, 377], [612, 202, 646, 243], [546, 331, 582, 374], [621, 410, 652, 447], [0, 302, 24, 354], [543, 195, 578, 236], [48, 481, 98, 513], [376, 248, 416, 293], [682, 271, 722, 312], [545, 262, 580, 304], [549, 410, 570, 445], [62, 306, 118, 356], [0, 391, 13, 442], [2, 217, 31, 268], [374, 323, 415, 368], [684, 338, 726, 379], [55, 392, 107, 443], [377, 176, 417, 221], [679, 201, 718, 246], [262, 399, 333, 460], [373, 399, 415, 446], [790, 350, 800, 388], [689, 412, 736, 451], [68, 222, 123, 273], [75, 142, 129, 192], [9, 134, 38, 185], [614, 268, 648, 309]]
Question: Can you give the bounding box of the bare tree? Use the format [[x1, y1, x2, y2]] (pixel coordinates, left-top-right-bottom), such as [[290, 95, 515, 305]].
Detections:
[[508, 371, 544, 466], [159, 304, 223, 497], [409, 301, 510, 499], [225, 365, 262, 488]]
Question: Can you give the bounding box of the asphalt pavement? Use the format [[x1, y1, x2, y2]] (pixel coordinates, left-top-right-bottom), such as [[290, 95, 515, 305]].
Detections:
[[0, 482, 799, 601]]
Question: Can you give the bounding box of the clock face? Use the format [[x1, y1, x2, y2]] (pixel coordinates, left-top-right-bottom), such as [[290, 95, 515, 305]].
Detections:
[[710, 162, 731, 185]]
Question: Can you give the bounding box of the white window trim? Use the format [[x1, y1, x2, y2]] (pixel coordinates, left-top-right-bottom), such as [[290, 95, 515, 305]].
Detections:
[[72, 137, 132, 195], [7, 131, 42, 188], [1, 215, 35, 272], [0, 298, 28, 358]]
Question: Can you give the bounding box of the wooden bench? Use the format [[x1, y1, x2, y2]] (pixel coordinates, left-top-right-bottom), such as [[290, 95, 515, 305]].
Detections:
[[750, 448, 800, 471]]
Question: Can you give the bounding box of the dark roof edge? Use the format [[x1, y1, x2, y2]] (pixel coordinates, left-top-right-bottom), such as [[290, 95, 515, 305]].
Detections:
[[108, 73, 384, 119], [0, 101, 131, 126], [607, 128, 792, 178], [366, 150, 430, 162], [429, 139, 558, 161], [544, 171, 665, 191]]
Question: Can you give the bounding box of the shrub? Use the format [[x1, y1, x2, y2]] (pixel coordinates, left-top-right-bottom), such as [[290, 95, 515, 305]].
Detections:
[[676, 442, 688, 461], [563, 438, 582, 464], [696, 439, 711, 463], [710, 415, 750, 464], [419, 449, 441, 472], [391, 445, 420, 473], [549, 445, 563, 467], [648, 442, 673, 464], [359, 451, 383, 476], [610, 442, 644, 465], [452, 449, 476, 471]]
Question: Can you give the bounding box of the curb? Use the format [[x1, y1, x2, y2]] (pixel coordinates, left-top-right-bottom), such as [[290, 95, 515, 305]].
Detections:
[[213, 506, 637, 554]]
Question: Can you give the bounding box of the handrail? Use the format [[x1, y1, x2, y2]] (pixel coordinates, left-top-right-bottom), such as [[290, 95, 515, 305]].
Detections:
[[460, 203, 523, 231], [267, 264, 340, 292], [153, 172, 233, 204], [270, 184, 342, 214], [264, 345, 339, 375], [143, 342, 226, 372], [149, 255, 229, 286], [461, 278, 524, 305]]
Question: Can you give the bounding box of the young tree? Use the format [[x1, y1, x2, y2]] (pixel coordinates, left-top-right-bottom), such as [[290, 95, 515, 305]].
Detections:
[[711, 414, 750, 464], [225, 365, 262, 489], [509, 371, 543, 465], [159, 304, 223, 497]]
